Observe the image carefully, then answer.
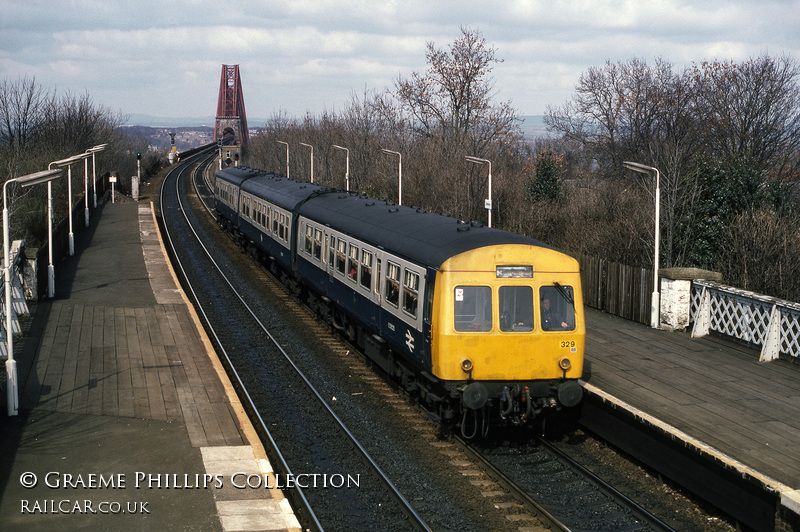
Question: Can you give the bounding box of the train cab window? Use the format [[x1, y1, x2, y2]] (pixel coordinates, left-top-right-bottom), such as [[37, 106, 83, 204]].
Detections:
[[499, 286, 534, 331], [304, 225, 313, 255], [539, 285, 576, 331], [360, 250, 373, 290], [313, 229, 323, 261], [385, 262, 401, 307], [454, 286, 492, 332], [336, 239, 347, 275], [403, 269, 419, 317]]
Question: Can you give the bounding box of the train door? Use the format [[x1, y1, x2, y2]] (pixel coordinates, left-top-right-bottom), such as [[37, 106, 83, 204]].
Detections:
[[374, 250, 387, 335], [326, 231, 336, 286]]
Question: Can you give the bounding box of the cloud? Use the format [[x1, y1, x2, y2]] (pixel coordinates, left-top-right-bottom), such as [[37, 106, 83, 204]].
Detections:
[[1, 0, 798, 119]]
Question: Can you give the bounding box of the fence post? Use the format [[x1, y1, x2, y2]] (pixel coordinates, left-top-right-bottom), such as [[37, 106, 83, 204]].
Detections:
[[760, 305, 781, 362], [691, 286, 710, 338]]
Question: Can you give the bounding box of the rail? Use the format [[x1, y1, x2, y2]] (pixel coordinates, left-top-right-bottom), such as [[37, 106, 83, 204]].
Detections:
[[0, 240, 31, 357], [690, 279, 800, 362]]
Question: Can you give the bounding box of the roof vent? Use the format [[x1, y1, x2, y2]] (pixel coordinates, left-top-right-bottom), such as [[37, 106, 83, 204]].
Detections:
[[388, 208, 399, 213]]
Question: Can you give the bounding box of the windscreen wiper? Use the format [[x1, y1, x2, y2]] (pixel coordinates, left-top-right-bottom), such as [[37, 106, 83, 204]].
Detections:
[[553, 282, 574, 305]]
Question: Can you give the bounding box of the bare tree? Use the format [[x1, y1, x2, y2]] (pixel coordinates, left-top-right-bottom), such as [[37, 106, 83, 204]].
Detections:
[[689, 55, 800, 179], [545, 58, 703, 268], [389, 26, 521, 220]]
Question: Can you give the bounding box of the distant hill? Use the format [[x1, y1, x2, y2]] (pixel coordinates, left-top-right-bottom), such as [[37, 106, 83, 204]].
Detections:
[[125, 114, 552, 141], [122, 124, 214, 151], [518, 115, 552, 139], [126, 114, 216, 128]]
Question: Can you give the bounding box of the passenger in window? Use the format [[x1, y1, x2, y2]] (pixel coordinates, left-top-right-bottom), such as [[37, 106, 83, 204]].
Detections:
[[541, 298, 568, 330]]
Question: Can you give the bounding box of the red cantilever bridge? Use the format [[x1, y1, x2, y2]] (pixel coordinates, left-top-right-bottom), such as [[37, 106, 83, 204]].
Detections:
[[214, 64, 249, 146]]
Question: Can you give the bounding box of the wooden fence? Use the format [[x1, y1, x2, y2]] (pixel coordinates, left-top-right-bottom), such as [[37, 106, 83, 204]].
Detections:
[[575, 253, 653, 325]]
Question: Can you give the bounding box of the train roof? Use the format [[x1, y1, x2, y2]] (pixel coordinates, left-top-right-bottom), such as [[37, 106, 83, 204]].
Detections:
[[298, 192, 554, 269], [217, 166, 556, 269]]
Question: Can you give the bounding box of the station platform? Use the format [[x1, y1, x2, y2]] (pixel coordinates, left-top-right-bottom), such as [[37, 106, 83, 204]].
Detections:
[[582, 308, 800, 529], [0, 197, 300, 531]]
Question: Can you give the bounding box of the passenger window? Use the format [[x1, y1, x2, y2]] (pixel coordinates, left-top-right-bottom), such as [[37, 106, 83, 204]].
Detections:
[[499, 286, 534, 331], [336, 240, 347, 275], [304, 225, 313, 255], [313, 229, 322, 261], [403, 269, 419, 317], [539, 285, 576, 331], [360, 250, 373, 290], [348, 245, 359, 282], [385, 262, 400, 307], [454, 286, 492, 332]]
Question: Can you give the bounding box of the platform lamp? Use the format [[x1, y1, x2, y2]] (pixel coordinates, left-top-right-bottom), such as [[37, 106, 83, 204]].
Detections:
[[381, 149, 402, 206], [52, 153, 90, 256], [465, 156, 492, 228], [300, 143, 313, 183], [332, 145, 350, 191], [4, 168, 63, 416], [44, 157, 69, 297], [623, 161, 661, 329], [86, 144, 107, 215], [277, 141, 289, 180]]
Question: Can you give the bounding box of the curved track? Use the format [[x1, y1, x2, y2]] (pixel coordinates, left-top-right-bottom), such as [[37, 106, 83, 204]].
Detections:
[[157, 155, 727, 532], [159, 155, 429, 531]]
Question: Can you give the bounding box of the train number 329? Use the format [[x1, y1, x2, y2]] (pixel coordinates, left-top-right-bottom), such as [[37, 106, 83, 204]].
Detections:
[[560, 340, 576, 348]]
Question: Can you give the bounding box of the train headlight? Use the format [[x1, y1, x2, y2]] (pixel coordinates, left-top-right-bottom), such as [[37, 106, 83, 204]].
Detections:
[[460, 358, 473, 372], [558, 357, 572, 371]]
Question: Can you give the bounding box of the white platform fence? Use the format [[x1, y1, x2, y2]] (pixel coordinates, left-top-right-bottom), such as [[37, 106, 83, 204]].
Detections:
[[0, 240, 32, 359], [689, 279, 800, 362]]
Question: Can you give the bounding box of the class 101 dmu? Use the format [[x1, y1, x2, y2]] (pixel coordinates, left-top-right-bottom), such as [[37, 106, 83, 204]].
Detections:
[[215, 165, 585, 438]]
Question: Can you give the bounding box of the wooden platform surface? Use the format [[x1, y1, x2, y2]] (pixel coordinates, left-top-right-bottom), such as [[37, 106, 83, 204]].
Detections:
[[584, 308, 800, 489], [18, 301, 245, 449]]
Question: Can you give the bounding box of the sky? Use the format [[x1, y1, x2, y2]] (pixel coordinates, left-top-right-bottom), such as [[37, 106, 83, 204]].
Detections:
[[2, 0, 799, 125]]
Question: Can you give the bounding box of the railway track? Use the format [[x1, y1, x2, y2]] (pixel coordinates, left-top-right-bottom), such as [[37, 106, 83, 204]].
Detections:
[[461, 436, 679, 532], [157, 156, 733, 532], [160, 155, 429, 531]]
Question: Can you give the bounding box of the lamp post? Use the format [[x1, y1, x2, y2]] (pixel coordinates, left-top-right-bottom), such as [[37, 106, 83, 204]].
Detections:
[[381, 149, 402, 206], [465, 156, 492, 228], [277, 141, 289, 179], [47, 153, 88, 293], [623, 160, 661, 329], [86, 143, 107, 215], [4, 168, 62, 415], [300, 143, 314, 183], [332, 145, 350, 191], [60, 153, 91, 255]]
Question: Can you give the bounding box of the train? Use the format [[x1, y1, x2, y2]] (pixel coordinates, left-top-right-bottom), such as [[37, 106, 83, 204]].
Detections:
[[214, 165, 585, 437]]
